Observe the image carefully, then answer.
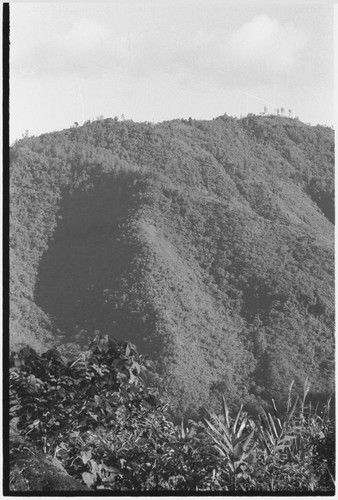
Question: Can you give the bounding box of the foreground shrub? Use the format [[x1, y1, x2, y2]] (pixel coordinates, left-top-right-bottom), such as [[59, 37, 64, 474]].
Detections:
[[9, 335, 335, 493]]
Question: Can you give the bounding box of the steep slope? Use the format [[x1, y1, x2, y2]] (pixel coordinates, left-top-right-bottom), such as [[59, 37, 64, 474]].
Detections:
[[10, 114, 334, 413]]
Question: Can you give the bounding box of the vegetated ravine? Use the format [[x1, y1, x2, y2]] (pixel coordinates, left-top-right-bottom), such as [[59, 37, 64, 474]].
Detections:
[[10, 113, 334, 415]]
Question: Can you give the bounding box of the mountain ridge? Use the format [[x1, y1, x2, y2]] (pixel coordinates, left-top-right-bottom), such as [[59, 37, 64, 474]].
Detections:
[[10, 113, 334, 413]]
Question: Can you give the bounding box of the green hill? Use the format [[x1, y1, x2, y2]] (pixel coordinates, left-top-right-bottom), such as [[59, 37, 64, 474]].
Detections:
[[10, 114, 334, 414]]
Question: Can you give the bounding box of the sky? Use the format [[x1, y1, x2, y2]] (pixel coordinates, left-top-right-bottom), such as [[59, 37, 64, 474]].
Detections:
[[10, 0, 335, 142]]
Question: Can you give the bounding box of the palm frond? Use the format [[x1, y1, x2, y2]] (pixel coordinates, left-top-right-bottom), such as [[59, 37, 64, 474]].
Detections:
[[222, 396, 230, 428], [205, 418, 233, 452], [233, 404, 243, 434]]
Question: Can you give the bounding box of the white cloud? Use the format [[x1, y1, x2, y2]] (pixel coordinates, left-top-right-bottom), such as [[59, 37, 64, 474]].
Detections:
[[11, 16, 131, 78], [228, 14, 306, 75], [50, 19, 129, 76], [11, 10, 307, 88], [122, 14, 307, 87]]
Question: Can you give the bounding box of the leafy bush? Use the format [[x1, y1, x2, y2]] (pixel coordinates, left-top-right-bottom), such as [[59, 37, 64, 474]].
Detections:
[[10, 335, 335, 493]]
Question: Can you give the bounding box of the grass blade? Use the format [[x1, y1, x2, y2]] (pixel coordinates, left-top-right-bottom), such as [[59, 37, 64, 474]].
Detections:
[[286, 396, 299, 424], [287, 380, 294, 412]]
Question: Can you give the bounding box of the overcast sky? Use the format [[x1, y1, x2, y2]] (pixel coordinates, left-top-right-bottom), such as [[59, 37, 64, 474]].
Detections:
[[10, 1, 334, 141]]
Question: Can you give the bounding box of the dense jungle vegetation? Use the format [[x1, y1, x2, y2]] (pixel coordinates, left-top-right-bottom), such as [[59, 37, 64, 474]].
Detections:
[[8, 113, 335, 492], [10, 114, 334, 416], [9, 333, 335, 492]]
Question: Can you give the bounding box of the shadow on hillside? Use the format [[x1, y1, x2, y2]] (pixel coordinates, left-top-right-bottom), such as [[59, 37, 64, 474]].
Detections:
[[309, 189, 335, 224], [35, 172, 153, 348]]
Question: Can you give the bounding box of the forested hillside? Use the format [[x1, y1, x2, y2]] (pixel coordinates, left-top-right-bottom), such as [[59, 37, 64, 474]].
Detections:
[[10, 114, 334, 415]]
